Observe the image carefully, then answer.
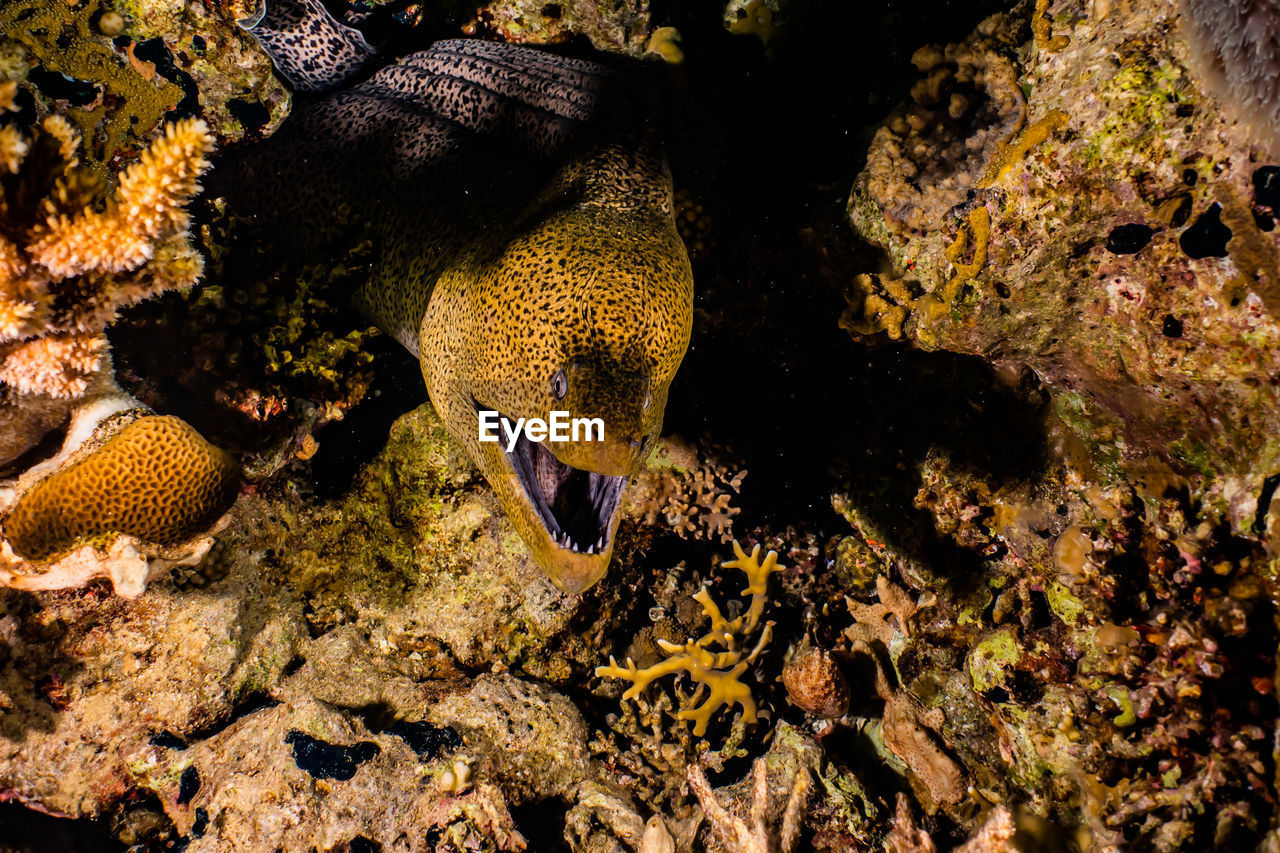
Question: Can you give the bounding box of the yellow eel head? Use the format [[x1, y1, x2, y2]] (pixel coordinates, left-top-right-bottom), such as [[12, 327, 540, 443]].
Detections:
[[422, 195, 693, 594]]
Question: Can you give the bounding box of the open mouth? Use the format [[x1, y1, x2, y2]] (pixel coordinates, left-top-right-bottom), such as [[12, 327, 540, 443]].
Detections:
[[478, 404, 626, 554]]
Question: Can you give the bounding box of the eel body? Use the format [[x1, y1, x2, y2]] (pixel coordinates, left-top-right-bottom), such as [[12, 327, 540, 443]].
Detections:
[[221, 13, 693, 593]]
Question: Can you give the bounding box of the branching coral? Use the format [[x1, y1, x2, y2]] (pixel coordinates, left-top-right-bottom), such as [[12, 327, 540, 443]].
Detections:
[[687, 757, 811, 853], [597, 541, 781, 736], [0, 114, 212, 464], [0, 116, 212, 393], [1178, 0, 1280, 154]]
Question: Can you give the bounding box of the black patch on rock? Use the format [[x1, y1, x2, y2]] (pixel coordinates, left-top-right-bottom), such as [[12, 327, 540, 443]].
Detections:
[[176, 765, 201, 805], [191, 807, 209, 838], [1179, 204, 1232, 259], [149, 731, 188, 750], [227, 99, 271, 137], [1105, 223, 1154, 255], [26, 68, 98, 106], [285, 730, 380, 781], [386, 720, 463, 760], [1254, 166, 1280, 210], [349, 836, 381, 853], [1162, 315, 1183, 338]]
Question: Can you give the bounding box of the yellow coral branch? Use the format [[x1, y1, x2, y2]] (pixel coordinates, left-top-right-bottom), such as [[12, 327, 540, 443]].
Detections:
[[30, 118, 214, 277], [596, 540, 782, 737]]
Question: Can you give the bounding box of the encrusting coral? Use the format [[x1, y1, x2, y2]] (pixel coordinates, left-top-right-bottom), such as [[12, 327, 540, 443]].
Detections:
[[0, 0, 182, 173], [597, 541, 781, 736]]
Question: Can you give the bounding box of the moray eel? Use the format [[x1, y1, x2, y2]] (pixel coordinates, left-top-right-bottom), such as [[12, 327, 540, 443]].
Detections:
[[222, 8, 693, 593]]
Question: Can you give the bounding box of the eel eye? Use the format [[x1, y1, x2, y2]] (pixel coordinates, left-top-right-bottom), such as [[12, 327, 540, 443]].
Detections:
[[551, 369, 568, 400]]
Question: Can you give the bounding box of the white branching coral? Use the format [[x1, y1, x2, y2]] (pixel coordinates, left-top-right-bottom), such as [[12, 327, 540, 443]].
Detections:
[[597, 541, 781, 737], [1179, 0, 1280, 153], [686, 758, 812, 853]]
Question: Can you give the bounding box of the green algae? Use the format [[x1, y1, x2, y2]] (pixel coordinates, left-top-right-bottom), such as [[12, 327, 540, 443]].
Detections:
[[968, 628, 1020, 693], [0, 0, 180, 171]]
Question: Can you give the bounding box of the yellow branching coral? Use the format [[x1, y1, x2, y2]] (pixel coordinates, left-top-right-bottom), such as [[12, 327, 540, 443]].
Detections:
[[0, 116, 212, 404], [597, 541, 782, 737], [29, 118, 213, 277]]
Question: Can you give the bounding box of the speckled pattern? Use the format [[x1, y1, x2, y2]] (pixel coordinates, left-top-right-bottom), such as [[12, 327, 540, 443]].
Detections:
[[218, 35, 692, 591], [2, 416, 241, 559], [245, 0, 376, 92]]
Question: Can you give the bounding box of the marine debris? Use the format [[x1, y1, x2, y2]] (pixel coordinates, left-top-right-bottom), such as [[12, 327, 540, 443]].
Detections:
[[597, 540, 780, 737]]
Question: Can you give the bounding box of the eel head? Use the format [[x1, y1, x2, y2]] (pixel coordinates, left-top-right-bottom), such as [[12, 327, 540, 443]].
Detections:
[[424, 203, 693, 594]]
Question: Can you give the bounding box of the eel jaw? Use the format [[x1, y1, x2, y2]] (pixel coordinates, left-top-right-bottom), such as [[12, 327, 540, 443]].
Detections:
[[475, 403, 627, 594]]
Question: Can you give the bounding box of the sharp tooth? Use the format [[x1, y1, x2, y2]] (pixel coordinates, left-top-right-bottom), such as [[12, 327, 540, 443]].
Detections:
[[587, 544, 595, 554]]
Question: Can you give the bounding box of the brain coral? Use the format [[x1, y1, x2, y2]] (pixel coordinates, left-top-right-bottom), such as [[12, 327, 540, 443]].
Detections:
[[2, 415, 240, 559]]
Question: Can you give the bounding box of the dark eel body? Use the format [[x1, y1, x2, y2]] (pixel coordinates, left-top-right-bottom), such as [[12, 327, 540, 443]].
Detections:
[[217, 4, 694, 593]]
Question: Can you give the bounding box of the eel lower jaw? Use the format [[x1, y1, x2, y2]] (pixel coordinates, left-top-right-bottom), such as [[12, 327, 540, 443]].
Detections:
[[505, 428, 627, 558], [472, 400, 628, 593]]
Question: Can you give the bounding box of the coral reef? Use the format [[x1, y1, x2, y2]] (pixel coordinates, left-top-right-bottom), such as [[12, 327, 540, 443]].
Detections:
[[428, 674, 592, 805], [624, 437, 747, 543], [0, 107, 239, 597], [848, 0, 1280, 534], [597, 541, 780, 737], [113, 205, 385, 471], [5, 0, 1279, 849]]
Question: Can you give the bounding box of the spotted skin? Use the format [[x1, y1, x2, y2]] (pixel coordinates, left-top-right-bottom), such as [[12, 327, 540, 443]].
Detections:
[[243, 0, 377, 93], [220, 37, 693, 592]]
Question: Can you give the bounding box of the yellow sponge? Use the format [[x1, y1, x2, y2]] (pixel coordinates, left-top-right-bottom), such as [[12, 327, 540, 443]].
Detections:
[[3, 416, 239, 559]]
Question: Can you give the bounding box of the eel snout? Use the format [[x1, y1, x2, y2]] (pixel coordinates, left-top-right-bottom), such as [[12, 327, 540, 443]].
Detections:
[[471, 395, 643, 594]]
